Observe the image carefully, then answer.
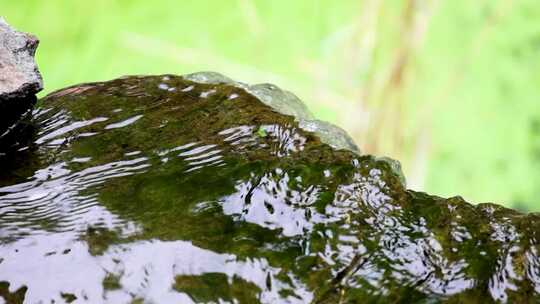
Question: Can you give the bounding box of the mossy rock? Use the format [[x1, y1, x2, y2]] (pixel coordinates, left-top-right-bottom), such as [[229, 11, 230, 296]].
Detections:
[[0, 73, 538, 303]]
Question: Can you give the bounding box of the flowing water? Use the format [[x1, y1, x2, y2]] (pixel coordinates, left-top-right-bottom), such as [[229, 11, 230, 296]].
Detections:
[[0, 75, 539, 303]]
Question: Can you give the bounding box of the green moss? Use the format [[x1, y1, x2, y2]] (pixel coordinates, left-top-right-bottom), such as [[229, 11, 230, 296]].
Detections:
[[102, 273, 122, 290], [60, 292, 77, 303], [257, 126, 268, 138], [81, 226, 121, 256], [0, 282, 27, 304], [2, 75, 540, 303], [173, 273, 261, 303]]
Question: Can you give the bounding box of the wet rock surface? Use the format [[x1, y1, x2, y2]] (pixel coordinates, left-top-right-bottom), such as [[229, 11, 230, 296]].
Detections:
[[184, 71, 360, 154], [0, 74, 539, 303], [0, 17, 42, 138]]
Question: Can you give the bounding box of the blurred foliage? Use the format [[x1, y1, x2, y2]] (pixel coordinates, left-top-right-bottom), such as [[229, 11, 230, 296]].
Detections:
[[2, 0, 540, 210]]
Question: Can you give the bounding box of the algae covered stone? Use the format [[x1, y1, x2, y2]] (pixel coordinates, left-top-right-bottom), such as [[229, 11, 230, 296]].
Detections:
[[183, 71, 358, 153], [0, 73, 539, 303]]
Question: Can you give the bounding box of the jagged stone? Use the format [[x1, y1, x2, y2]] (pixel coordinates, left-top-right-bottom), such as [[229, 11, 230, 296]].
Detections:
[[0, 17, 42, 137]]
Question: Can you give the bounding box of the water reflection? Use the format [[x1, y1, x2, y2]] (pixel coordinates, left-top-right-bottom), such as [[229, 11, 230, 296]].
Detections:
[[0, 235, 311, 303], [219, 124, 306, 157], [221, 169, 328, 237], [0, 155, 149, 241]]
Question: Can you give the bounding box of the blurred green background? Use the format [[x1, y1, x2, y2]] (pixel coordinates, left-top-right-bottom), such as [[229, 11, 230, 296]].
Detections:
[[3, 0, 540, 210]]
